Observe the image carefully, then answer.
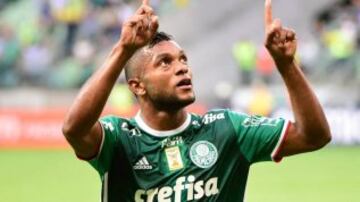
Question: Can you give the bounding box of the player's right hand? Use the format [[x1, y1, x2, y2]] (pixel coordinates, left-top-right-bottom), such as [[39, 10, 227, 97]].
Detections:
[[118, 0, 159, 52]]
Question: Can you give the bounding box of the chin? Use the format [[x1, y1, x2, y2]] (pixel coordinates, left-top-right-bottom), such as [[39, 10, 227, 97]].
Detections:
[[170, 94, 195, 109], [179, 92, 196, 105], [149, 91, 196, 111], [154, 96, 195, 111], [180, 96, 196, 106]]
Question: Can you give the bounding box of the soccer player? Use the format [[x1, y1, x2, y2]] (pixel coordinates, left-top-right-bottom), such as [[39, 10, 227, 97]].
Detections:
[[62, 0, 331, 201]]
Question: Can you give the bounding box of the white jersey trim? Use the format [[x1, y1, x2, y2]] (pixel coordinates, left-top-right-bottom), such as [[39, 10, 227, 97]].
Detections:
[[87, 120, 106, 161], [135, 111, 191, 137], [271, 120, 290, 162], [103, 172, 109, 202]]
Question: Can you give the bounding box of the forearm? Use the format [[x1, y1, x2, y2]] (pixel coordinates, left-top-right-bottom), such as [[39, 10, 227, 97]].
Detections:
[[63, 43, 134, 137], [277, 60, 331, 147]]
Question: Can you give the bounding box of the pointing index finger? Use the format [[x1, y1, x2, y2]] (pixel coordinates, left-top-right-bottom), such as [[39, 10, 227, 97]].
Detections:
[[265, 0, 273, 31], [143, 0, 149, 6]]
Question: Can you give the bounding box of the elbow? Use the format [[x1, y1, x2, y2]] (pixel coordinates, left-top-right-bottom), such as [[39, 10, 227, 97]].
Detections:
[[62, 119, 80, 140], [62, 121, 82, 145], [317, 131, 332, 149], [323, 130, 332, 146], [62, 121, 74, 139], [306, 128, 332, 151], [319, 123, 332, 147], [323, 129, 332, 144], [62, 118, 93, 142]]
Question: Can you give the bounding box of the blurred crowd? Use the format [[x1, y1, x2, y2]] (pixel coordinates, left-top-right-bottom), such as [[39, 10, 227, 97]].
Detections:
[[0, 0, 190, 88], [1, 0, 359, 113], [233, 0, 360, 86], [309, 0, 360, 82]]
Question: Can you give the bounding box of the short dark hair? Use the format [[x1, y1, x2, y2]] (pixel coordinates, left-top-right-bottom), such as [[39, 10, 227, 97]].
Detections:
[[148, 31, 172, 48], [124, 31, 173, 81]]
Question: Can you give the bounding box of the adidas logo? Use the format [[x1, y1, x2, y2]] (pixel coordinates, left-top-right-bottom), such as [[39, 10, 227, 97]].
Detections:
[[133, 156, 153, 170]]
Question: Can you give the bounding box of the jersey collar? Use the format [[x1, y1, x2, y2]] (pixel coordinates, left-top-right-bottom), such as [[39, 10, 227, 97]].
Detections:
[[134, 111, 191, 137]]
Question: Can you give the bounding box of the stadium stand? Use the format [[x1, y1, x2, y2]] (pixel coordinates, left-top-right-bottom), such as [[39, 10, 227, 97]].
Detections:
[[0, 0, 359, 145]]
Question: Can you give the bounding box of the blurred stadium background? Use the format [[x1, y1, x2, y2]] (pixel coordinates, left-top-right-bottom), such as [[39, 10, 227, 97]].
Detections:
[[0, 0, 359, 201]]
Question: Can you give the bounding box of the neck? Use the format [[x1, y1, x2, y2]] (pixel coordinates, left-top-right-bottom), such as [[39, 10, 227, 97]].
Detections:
[[139, 106, 188, 131]]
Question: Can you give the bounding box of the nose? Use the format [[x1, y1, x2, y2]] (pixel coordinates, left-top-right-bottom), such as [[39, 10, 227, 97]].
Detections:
[[175, 63, 189, 76]]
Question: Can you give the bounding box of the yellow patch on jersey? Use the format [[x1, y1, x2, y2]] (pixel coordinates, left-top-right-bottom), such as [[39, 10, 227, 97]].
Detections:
[[165, 146, 184, 171]]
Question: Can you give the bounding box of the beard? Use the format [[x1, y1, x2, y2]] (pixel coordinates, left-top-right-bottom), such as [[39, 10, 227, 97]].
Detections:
[[147, 90, 196, 112]]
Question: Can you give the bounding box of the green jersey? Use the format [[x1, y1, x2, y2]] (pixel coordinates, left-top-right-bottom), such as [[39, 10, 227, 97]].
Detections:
[[88, 109, 290, 202]]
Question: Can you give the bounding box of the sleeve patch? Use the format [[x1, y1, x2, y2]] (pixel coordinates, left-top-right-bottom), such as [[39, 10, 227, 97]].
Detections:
[[101, 121, 115, 131], [242, 116, 281, 128], [202, 112, 225, 124]]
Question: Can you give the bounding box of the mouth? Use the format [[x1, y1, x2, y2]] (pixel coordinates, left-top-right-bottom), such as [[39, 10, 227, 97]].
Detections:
[[176, 78, 192, 90]]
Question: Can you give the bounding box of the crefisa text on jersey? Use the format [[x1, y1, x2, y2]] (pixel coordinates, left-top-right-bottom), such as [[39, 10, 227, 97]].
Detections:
[[134, 175, 219, 202]]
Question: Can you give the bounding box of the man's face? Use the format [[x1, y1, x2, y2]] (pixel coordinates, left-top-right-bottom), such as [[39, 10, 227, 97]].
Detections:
[[140, 40, 195, 110]]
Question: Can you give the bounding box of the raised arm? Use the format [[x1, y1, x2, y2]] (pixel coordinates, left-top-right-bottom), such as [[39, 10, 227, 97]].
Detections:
[[264, 0, 331, 158], [62, 0, 158, 159]]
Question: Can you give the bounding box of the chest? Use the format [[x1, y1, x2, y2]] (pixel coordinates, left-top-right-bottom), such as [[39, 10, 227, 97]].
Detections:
[[119, 124, 237, 186]]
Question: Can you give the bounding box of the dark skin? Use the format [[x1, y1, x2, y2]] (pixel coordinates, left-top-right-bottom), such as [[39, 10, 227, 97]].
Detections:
[[62, 0, 331, 160], [264, 0, 331, 156]]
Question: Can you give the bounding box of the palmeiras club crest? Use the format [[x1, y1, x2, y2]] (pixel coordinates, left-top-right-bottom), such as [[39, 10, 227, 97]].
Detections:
[[189, 141, 218, 168]]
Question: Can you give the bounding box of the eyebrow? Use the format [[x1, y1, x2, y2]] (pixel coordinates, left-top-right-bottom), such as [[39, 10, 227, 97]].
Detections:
[[153, 50, 186, 61]]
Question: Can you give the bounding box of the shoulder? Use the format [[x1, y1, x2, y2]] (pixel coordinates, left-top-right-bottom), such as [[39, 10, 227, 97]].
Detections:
[[200, 109, 249, 124], [201, 109, 226, 124], [100, 114, 129, 122], [99, 115, 144, 148], [99, 115, 133, 132], [196, 109, 245, 126], [192, 109, 242, 142]]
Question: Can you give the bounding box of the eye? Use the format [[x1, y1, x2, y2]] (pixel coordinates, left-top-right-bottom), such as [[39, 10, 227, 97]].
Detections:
[[180, 55, 188, 64], [160, 57, 172, 67]]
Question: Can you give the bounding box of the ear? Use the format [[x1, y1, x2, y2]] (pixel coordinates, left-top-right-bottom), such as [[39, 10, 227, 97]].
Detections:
[[128, 78, 146, 96]]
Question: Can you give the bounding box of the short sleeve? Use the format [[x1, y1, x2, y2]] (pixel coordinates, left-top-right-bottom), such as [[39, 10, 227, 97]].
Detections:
[[88, 115, 120, 176], [228, 110, 290, 164]]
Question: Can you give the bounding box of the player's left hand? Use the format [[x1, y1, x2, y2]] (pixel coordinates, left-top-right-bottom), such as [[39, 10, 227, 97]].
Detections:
[[264, 0, 297, 66]]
